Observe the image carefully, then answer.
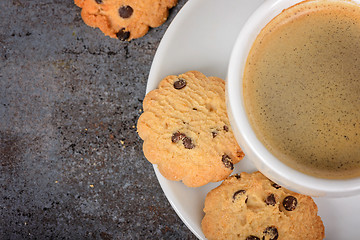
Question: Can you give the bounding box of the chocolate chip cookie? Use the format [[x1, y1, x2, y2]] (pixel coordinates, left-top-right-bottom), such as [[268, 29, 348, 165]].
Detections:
[[74, 0, 178, 41], [137, 71, 244, 187], [202, 172, 325, 240]]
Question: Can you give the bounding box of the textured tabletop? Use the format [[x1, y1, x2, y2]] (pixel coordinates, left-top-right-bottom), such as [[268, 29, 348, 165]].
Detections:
[[0, 0, 196, 239]]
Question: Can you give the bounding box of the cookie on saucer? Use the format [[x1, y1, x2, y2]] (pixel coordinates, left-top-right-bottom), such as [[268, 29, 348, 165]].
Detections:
[[137, 71, 244, 187], [202, 171, 325, 240]]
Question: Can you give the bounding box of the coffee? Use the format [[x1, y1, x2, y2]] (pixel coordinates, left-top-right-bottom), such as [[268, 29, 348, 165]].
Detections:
[[243, 0, 360, 179]]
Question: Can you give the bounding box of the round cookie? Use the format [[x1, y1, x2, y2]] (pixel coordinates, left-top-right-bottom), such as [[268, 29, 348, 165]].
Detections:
[[137, 71, 245, 187], [74, 0, 178, 41], [202, 172, 325, 240]]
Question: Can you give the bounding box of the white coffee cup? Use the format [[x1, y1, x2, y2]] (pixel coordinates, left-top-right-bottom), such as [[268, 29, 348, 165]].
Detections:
[[226, 0, 360, 197]]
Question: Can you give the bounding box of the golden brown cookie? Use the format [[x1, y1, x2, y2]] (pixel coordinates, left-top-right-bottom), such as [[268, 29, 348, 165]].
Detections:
[[74, 0, 178, 41], [202, 172, 325, 240], [137, 71, 244, 187]]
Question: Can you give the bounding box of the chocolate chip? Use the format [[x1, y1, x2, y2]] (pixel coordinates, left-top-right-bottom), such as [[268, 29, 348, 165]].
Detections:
[[232, 190, 246, 201], [116, 28, 130, 41], [172, 132, 195, 149], [271, 183, 281, 189], [182, 136, 195, 149], [173, 78, 187, 89], [263, 226, 278, 240], [223, 125, 229, 132], [246, 236, 260, 240], [171, 132, 185, 143], [283, 196, 297, 211], [221, 154, 233, 170], [193, 108, 197, 111], [233, 173, 241, 179], [95, 0, 102, 3], [119, 5, 133, 18], [212, 131, 218, 138], [265, 194, 276, 206]]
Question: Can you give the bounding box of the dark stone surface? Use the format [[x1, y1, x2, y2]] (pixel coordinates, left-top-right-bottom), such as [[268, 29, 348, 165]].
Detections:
[[0, 0, 196, 239]]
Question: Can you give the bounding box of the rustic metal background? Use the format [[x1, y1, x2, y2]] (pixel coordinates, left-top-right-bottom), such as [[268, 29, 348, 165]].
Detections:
[[0, 0, 196, 239]]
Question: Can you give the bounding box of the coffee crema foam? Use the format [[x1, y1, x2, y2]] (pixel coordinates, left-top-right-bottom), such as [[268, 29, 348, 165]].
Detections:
[[244, 0, 360, 179]]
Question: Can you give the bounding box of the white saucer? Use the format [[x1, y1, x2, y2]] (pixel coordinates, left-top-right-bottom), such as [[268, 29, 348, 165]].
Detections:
[[147, 0, 360, 239]]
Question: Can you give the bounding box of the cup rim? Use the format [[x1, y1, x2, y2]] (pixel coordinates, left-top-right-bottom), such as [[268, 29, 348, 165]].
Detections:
[[226, 0, 360, 197]]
